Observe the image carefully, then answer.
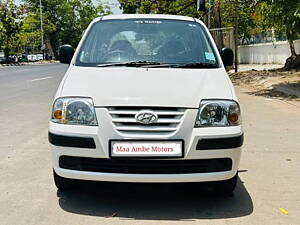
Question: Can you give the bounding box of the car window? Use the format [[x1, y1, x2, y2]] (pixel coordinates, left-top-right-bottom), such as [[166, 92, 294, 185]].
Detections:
[[76, 19, 219, 66]]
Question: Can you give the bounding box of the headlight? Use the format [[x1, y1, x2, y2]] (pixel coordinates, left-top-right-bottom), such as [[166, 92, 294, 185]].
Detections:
[[195, 100, 241, 127], [51, 97, 98, 126]]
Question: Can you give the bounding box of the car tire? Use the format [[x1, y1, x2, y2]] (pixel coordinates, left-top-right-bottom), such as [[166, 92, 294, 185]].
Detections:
[[53, 170, 76, 190], [212, 172, 238, 196]]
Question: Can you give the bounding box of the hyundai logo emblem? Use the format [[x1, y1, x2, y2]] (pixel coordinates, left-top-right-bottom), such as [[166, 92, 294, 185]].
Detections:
[[135, 110, 158, 124]]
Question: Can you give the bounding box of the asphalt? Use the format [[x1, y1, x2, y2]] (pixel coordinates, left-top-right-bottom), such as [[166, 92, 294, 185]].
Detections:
[[0, 64, 299, 225], [0, 64, 68, 159]]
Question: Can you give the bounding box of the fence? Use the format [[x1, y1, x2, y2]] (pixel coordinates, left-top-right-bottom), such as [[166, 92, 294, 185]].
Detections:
[[209, 27, 235, 51], [210, 27, 237, 70], [238, 40, 300, 64]]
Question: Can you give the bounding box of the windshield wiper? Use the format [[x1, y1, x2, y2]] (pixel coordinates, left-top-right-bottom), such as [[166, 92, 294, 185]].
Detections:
[[96, 61, 162, 67], [145, 62, 219, 69], [174, 62, 219, 68], [96, 61, 219, 68]]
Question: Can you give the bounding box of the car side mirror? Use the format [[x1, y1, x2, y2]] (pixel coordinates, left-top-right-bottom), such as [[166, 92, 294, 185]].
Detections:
[[59, 44, 74, 64], [221, 48, 234, 67]]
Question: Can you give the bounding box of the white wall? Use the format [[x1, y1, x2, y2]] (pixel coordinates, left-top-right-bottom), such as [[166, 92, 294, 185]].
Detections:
[[238, 40, 300, 64]]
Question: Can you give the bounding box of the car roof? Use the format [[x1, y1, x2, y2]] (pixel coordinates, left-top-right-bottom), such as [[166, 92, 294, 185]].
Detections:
[[93, 14, 196, 23]]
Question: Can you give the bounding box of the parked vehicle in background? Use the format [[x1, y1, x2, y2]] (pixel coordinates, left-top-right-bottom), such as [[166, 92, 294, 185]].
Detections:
[[50, 14, 242, 196], [27, 55, 33, 62], [0, 53, 16, 63], [33, 55, 38, 61], [0, 52, 5, 63], [18, 54, 29, 62], [37, 54, 44, 60], [27, 54, 38, 62]]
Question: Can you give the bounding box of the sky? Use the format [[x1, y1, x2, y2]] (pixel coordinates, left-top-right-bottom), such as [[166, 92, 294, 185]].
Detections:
[[99, 0, 122, 14]]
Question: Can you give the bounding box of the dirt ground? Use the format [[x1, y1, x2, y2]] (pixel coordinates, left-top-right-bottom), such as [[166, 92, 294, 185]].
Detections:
[[229, 69, 300, 100]]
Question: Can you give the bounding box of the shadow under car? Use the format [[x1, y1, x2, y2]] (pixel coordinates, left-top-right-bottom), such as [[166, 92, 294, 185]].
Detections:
[[57, 177, 253, 221]]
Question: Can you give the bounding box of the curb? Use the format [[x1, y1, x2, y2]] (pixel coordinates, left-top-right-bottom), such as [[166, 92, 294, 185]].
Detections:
[[0, 61, 59, 68]]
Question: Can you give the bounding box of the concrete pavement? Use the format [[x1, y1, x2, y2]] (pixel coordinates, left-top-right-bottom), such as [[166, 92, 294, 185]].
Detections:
[[0, 64, 299, 225]]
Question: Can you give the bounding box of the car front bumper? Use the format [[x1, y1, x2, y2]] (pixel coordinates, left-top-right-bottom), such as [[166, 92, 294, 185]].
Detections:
[[49, 108, 243, 183]]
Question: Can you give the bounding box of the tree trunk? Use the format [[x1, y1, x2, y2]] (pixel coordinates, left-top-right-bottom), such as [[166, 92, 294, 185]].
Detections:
[[286, 29, 297, 58], [4, 37, 10, 63], [288, 38, 297, 58], [284, 29, 299, 70], [284, 55, 300, 70], [49, 34, 59, 59], [213, 0, 224, 51]]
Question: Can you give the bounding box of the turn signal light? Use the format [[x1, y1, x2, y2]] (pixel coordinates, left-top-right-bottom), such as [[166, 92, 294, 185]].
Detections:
[[228, 113, 239, 124], [53, 110, 63, 120]]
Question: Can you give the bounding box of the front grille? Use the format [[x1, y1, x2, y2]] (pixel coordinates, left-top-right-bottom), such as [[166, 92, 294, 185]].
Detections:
[[107, 107, 185, 135], [59, 156, 232, 174]]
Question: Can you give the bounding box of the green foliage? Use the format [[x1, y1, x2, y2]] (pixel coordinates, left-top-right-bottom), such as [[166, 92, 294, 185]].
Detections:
[[1, 0, 299, 61], [24, 0, 111, 58], [118, 0, 299, 57], [118, 0, 259, 43], [0, 0, 22, 61], [257, 0, 300, 56], [258, 0, 300, 38], [220, 0, 259, 43], [57, 0, 111, 48], [17, 12, 41, 53], [0, 0, 111, 60], [119, 0, 204, 18], [119, 0, 140, 13]]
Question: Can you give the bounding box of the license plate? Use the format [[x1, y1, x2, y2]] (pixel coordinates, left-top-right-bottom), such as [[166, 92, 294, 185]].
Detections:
[[110, 140, 183, 158]]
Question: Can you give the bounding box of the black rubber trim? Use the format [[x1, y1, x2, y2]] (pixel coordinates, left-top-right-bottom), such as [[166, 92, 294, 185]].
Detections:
[[196, 134, 244, 150], [48, 132, 96, 149], [59, 156, 232, 174]]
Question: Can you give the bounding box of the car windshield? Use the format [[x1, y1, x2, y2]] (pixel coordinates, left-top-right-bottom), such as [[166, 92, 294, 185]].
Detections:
[[76, 19, 219, 67]]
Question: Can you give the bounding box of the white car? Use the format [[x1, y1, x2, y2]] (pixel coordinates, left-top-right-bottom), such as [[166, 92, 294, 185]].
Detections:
[[27, 54, 38, 62], [49, 14, 243, 195], [37, 54, 44, 60]]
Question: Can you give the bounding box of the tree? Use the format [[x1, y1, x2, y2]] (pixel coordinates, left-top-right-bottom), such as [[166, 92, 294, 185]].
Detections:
[[220, 0, 260, 44], [257, 0, 300, 69], [119, 0, 203, 18], [25, 0, 111, 58], [57, 0, 111, 48], [118, 0, 261, 42], [0, 1, 22, 62], [118, 0, 300, 69], [17, 12, 41, 54]]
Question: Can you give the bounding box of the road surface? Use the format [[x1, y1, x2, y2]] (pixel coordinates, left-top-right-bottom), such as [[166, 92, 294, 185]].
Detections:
[[0, 64, 299, 225]]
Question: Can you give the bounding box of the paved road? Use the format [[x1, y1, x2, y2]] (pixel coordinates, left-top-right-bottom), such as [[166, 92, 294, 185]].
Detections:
[[0, 64, 299, 225]]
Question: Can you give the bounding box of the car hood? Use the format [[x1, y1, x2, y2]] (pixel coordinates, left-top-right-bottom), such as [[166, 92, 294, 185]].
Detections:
[[60, 66, 233, 108]]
